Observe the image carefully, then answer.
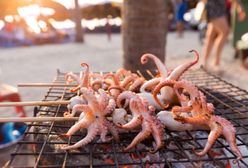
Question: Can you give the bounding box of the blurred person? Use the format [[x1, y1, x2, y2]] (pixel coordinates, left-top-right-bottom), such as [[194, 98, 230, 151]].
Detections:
[[0, 21, 15, 47], [232, 0, 247, 59], [106, 15, 112, 42], [202, 0, 245, 72], [14, 23, 25, 45], [175, 0, 188, 38]]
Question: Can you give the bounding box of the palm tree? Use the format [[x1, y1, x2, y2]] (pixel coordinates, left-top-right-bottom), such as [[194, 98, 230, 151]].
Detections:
[[74, 0, 84, 43], [122, 0, 168, 72]]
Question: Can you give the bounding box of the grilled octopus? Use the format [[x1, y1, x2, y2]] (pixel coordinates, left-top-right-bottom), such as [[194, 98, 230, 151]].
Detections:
[[117, 91, 164, 153], [62, 88, 119, 150], [153, 79, 242, 163], [104, 70, 144, 100], [65, 63, 90, 92], [139, 50, 199, 109]]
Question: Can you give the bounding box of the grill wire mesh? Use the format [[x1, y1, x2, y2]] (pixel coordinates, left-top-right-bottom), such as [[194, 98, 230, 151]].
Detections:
[[5, 68, 248, 168]]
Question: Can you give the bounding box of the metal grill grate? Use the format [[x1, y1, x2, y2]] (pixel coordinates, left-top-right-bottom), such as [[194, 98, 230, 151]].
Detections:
[[5, 68, 248, 168]]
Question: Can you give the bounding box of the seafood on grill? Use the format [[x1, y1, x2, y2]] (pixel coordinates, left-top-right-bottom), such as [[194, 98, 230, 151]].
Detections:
[[67, 96, 86, 110], [104, 70, 145, 100], [139, 50, 199, 109], [117, 91, 164, 153], [65, 63, 90, 92], [112, 108, 132, 125], [62, 88, 119, 150], [157, 110, 206, 131], [154, 79, 242, 162]]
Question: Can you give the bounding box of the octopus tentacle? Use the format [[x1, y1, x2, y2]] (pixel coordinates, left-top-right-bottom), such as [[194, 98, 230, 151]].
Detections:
[[174, 80, 200, 104], [104, 98, 116, 115], [80, 87, 100, 113], [194, 121, 223, 156], [167, 50, 199, 80], [63, 123, 98, 150], [152, 80, 176, 108], [65, 112, 95, 136], [150, 118, 164, 153], [140, 78, 160, 93], [171, 106, 193, 117], [67, 95, 86, 110], [108, 86, 124, 100], [105, 120, 120, 142], [129, 78, 144, 92], [65, 72, 82, 92], [65, 72, 81, 84], [80, 63, 90, 88], [213, 116, 242, 162], [137, 92, 164, 110], [124, 121, 152, 151], [100, 122, 110, 142], [120, 115, 142, 129], [129, 97, 143, 114], [116, 91, 137, 108], [91, 79, 103, 91], [97, 89, 109, 110], [175, 114, 210, 125], [67, 104, 92, 117], [116, 68, 130, 77], [141, 53, 168, 78], [104, 73, 120, 86], [121, 75, 134, 89]]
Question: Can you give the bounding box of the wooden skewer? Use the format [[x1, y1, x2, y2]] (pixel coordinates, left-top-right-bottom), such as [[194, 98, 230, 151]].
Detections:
[[0, 117, 79, 123], [18, 83, 78, 87], [0, 100, 70, 107], [146, 70, 155, 78]]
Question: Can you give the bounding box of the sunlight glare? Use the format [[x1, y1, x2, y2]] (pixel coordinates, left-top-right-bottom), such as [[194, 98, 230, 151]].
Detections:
[[114, 17, 122, 26], [41, 8, 55, 16], [50, 19, 75, 29], [0, 20, 4, 30], [25, 17, 41, 34], [4, 15, 14, 23], [18, 4, 55, 17], [99, 18, 107, 26], [38, 20, 48, 31], [18, 5, 40, 17]]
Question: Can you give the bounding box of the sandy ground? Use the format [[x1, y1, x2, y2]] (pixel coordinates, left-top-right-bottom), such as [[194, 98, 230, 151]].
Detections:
[[0, 31, 247, 117]]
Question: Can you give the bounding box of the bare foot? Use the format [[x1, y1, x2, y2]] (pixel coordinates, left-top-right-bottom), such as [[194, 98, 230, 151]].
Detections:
[[212, 65, 224, 76]]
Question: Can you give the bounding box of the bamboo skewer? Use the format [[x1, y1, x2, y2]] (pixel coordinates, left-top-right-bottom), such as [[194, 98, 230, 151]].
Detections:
[[0, 100, 70, 107], [18, 83, 78, 87], [0, 117, 79, 123]]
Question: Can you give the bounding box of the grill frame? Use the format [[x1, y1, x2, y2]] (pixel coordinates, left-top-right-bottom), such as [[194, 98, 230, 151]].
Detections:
[[5, 68, 248, 168]]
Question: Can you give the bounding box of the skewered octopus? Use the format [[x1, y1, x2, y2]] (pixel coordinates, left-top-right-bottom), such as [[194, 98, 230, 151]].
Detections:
[[153, 79, 242, 162], [65, 63, 90, 92], [117, 91, 164, 153], [104, 69, 145, 100], [139, 50, 199, 109], [62, 88, 119, 150]]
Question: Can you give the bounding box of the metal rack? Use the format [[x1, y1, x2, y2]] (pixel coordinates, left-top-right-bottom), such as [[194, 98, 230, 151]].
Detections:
[[6, 68, 248, 168]]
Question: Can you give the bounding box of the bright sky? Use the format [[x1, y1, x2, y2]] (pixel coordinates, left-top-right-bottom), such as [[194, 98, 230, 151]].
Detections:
[[53, 0, 123, 9]]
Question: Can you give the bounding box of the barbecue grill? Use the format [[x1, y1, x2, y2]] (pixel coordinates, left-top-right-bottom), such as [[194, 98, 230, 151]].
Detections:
[[5, 68, 248, 168]]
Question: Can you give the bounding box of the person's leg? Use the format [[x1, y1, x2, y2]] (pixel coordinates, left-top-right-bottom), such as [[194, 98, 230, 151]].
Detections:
[[202, 23, 216, 67], [179, 21, 184, 37], [212, 16, 230, 67], [176, 21, 183, 38]]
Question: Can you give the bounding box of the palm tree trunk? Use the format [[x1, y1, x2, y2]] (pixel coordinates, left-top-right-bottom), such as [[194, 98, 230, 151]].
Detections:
[[74, 0, 84, 43], [122, 0, 168, 72]]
